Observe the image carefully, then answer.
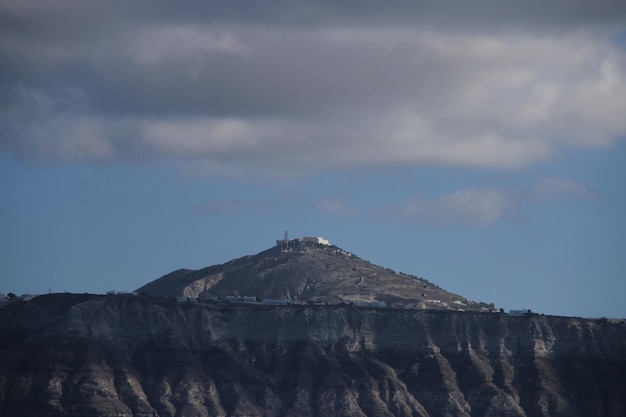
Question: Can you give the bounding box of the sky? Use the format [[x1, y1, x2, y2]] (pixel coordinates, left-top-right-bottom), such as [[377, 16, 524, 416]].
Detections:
[[1, 1, 626, 318]]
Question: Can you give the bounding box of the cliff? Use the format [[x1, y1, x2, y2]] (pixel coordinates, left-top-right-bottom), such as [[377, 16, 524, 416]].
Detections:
[[1, 294, 625, 417]]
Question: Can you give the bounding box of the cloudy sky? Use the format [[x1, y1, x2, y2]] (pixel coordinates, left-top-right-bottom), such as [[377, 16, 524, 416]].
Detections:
[[2, 1, 625, 317]]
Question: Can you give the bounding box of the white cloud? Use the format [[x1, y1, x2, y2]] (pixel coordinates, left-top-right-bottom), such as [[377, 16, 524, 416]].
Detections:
[[140, 119, 258, 156], [530, 177, 595, 200], [375, 177, 595, 226], [390, 188, 515, 226]]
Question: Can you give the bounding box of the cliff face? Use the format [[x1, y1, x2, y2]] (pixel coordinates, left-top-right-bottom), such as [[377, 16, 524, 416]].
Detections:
[[1, 294, 625, 417]]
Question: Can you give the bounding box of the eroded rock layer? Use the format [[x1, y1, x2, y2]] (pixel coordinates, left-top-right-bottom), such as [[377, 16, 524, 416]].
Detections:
[[1, 294, 625, 416]]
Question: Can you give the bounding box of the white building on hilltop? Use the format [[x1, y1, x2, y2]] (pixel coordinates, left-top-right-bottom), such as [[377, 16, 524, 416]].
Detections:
[[298, 237, 330, 245], [277, 233, 330, 252]]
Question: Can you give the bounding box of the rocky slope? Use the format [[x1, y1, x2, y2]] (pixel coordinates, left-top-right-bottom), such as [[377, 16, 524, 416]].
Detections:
[[137, 241, 493, 311], [1, 294, 625, 416]]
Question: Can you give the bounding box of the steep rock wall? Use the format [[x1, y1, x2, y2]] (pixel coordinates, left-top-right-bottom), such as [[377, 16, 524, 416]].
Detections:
[[1, 294, 625, 417]]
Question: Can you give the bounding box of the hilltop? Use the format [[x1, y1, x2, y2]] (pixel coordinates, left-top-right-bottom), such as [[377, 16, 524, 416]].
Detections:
[[137, 237, 494, 311]]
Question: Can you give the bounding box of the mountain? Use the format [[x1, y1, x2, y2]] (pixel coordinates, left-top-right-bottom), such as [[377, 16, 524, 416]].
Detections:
[[137, 237, 494, 311], [1, 294, 625, 417]]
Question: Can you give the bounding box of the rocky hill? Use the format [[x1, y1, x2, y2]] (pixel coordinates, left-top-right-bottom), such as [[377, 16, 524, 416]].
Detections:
[[1, 294, 625, 417], [137, 239, 493, 311]]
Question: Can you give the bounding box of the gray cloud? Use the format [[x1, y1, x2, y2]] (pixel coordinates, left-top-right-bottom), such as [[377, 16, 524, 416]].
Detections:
[[2, 1, 626, 176]]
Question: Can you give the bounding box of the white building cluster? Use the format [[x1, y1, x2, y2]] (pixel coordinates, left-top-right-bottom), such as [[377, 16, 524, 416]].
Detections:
[[297, 236, 330, 245], [277, 234, 331, 252]]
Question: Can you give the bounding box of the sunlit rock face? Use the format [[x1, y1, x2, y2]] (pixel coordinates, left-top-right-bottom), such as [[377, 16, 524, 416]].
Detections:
[[1, 294, 625, 417]]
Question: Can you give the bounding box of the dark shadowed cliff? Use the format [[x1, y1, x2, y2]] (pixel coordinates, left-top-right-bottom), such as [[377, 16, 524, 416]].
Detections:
[[1, 294, 625, 417]]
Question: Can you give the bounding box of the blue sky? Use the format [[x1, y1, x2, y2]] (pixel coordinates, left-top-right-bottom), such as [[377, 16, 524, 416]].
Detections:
[[1, 1, 626, 318]]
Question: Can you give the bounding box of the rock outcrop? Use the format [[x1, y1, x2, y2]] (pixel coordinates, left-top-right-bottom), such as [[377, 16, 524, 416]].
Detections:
[[1, 294, 625, 416]]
